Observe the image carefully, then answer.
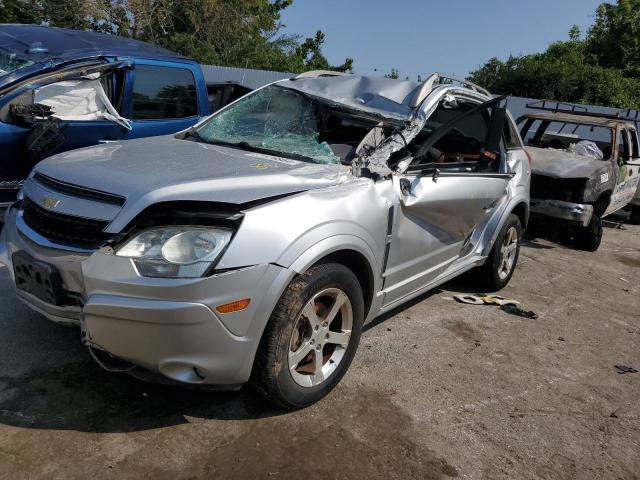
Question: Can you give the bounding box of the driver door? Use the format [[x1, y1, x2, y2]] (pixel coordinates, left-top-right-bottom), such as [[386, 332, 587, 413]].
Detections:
[[605, 127, 640, 215], [382, 96, 513, 305]]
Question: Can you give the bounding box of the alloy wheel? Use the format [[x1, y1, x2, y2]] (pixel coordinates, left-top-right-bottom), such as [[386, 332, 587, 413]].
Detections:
[[288, 288, 353, 387], [498, 226, 518, 280]]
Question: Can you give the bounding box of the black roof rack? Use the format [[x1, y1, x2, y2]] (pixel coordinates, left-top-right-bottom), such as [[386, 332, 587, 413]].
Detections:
[[526, 99, 640, 125]]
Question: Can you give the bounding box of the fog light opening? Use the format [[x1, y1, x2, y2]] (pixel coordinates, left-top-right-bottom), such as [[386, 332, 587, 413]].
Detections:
[[216, 298, 251, 314]]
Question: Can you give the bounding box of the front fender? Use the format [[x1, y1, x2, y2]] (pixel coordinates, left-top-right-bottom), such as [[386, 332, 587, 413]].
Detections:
[[287, 233, 380, 277]]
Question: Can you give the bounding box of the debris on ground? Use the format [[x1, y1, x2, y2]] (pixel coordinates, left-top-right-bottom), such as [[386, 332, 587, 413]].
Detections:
[[453, 294, 519, 306], [610, 409, 619, 418], [453, 294, 538, 319], [558, 337, 565, 341], [499, 304, 539, 320], [619, 277, 629, 283], [614, 365, 638, 374]]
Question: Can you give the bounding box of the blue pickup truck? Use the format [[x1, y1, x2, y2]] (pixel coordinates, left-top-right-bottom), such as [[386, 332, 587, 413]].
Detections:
[[0, 25, 214, 211]]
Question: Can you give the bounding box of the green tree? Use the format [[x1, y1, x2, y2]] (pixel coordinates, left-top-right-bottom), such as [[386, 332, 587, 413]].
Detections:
[[0, 0, 352, 74], [586, 0, 640, 77], [385, 68, 399, 79], [468, 0, 640, 108]]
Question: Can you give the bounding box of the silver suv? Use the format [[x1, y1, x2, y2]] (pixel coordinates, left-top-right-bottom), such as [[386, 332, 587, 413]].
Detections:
[[0, 72, 530, 408]]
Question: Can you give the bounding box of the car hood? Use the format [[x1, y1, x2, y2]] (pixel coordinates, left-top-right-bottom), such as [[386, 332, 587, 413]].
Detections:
[[526, 147, 610, 179], [34, 136, 354, 207]]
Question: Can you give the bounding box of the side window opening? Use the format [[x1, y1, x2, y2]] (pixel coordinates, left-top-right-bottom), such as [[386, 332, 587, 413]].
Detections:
[[101, 70, 126, 114], [630, 130, 639, 159], [391, 99, 501, 173], [1, 70, 128, 128], [503, 117, 521, 149], [618, 129, 630, 161], [132, 65, 198, 120]]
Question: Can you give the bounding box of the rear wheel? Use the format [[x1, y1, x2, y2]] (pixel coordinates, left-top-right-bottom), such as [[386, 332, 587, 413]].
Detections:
[[251, 263, 364, 409], [476, 214, 521, 291], [575, 213, 602, 251]]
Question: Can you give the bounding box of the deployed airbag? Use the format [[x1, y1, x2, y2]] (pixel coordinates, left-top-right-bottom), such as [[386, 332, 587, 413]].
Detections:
[[34, 78, 131, 130]]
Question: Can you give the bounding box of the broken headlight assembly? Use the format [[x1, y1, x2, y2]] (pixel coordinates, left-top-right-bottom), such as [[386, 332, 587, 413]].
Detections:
[[116, 226, 233, 278]]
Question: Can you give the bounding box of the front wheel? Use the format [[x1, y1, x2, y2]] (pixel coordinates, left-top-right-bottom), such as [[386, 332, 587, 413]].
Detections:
[[476, 214, 522, 291], [251, 263, 364, 409], [575, 213, 602, 251]]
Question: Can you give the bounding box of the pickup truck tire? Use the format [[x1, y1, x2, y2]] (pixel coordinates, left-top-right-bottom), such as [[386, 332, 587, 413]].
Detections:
[[575, 213, 602, 251], [251, 263, 364, 409], [476, 214, 522, 291]]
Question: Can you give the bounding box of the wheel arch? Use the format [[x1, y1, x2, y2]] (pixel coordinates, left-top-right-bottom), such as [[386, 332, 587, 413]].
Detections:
[[288, 236, 380, 320], [511, 201, 529, 230], [309, 249, 375, 320], [594, 190, 612, 216]]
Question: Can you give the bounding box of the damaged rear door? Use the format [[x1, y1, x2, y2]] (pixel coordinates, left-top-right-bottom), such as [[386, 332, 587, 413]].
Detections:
[[605, 127, 640, 215], [383, 96, 512, 304], [36, 60, 132, 148]]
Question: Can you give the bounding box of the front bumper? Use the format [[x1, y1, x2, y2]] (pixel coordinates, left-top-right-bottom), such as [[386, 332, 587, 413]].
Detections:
[[0, 207, 292, 386], [530, 198, 594, 226]]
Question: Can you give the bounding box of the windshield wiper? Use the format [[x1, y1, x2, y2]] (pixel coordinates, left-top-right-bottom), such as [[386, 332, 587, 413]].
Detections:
[[202, 138, 313, 162]]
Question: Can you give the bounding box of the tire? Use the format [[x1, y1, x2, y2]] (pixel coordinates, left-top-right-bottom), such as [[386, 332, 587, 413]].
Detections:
[[251, 263, 364, 409], [575, 213, 603, 251], [476, 214, 522, 291], [629, 206, 640, 226]]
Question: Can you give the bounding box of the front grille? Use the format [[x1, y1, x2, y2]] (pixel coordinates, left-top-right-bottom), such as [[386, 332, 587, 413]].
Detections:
[[530, 175, 586, 203], [21, 197, 112, 247], [33, 172, 125, 206]]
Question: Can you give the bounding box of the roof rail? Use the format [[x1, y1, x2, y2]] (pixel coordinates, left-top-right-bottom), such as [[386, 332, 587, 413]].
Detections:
[[291, 70, 349, 80], [409, 73, 439, 108], [526, 99, 640, 124], [436, 75, 491, 97], [409, 73, 491, 108]]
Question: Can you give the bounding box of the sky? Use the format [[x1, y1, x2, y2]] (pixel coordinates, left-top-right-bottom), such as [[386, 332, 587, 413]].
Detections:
[[280, 0, 604, 79]]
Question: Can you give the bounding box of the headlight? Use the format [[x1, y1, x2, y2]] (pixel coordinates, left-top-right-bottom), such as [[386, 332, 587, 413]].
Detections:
[[116, 226, 233, 278]]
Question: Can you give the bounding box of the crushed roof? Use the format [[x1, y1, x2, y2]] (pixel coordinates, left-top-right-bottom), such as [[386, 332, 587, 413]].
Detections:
[[278, 75, 422, 121]]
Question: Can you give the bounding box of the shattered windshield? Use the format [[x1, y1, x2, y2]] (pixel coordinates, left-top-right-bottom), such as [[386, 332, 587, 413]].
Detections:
[[196, 85, 344, 164], [0, 48, 34, 76]]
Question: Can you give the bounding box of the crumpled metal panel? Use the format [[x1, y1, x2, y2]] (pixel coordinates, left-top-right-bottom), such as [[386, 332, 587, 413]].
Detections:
[[352, 99, 441, 177], [281, 76, 420, 121]]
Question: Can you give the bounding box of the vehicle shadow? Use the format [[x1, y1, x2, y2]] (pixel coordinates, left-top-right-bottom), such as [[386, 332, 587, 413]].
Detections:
[[0, 354, 286, 433], [0, 265, 286, 434], [521, 237, 555, 250], [525, 215, 630, 250]]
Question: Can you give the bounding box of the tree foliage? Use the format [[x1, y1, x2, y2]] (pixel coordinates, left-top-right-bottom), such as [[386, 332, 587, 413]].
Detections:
[[468, 0, 640, 108], [385, 68, 399, 79], [0, 0, 353, 73]]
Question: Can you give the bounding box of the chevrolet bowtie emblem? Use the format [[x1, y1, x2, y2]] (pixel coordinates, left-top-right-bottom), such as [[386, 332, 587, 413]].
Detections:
[[41, 196, 61, 210]]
